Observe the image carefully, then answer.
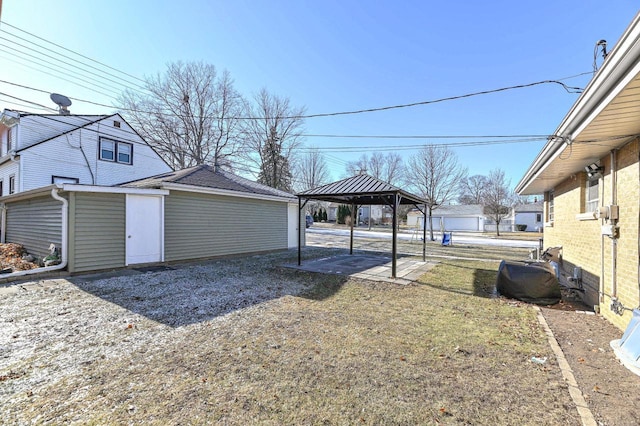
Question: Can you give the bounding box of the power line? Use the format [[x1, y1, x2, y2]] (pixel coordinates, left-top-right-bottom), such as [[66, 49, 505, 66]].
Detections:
[[0, 76, 585, 121], [0, 36, 133, 97], [0, 29, 147, 94], [0, 44, 125, 98], [0, 21, 147, 86], [0, 92, 57, 111], [302, 133, 549, 139]]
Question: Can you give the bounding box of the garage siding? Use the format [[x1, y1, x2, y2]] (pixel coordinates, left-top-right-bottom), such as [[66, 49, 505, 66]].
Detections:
[[69, 192, 126, 273], [5, 195, 63, 258], [164, 191, 288, 262]]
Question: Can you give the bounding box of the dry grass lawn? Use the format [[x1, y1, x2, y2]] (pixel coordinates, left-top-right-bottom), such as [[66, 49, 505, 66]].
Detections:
[[1, 247, 579, 425]]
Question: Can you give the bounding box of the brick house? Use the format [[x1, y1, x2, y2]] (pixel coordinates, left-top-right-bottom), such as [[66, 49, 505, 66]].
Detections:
[[516, 12, 640, 331]]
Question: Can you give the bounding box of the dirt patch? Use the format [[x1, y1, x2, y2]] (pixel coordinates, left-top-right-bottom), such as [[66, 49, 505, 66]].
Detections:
[[541, 306, 640, 425]]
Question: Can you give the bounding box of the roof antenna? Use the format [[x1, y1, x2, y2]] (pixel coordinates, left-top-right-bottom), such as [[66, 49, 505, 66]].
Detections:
[[50, 93, 72, 115]]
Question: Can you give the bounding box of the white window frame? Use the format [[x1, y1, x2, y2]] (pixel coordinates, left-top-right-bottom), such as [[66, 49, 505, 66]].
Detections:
[[117, 142, 132, 165], [99, 138, 133, 165], [99, 139, 115, 162], [585, 177, 599, 213], [545, 190, 554, 227], [9, 175, 15, 194]]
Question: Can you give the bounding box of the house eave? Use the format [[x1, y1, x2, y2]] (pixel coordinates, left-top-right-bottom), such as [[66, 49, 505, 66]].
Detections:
[[516, 11, 640, 195]]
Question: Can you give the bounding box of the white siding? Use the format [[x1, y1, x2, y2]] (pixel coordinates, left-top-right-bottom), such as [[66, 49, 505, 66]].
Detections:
[[515, 212, 543, 232], [16, 114, 171, 192], [16, 115, 101, 150], [0, 161, 19, 196]]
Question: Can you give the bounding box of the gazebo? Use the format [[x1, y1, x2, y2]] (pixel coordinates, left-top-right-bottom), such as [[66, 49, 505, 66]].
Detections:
[[297, 174, 427, 278]]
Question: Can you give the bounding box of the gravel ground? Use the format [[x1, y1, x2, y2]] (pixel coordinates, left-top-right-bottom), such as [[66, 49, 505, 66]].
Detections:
[[1, 251, 329, 420]]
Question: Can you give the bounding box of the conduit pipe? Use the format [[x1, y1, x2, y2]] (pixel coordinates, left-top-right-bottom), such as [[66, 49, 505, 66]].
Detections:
[[611, 150, 618, 299], [1, 188, 68, 279]]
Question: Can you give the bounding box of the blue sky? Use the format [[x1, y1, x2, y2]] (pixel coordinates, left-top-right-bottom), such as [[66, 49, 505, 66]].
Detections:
[[1, 1, 638, 190]]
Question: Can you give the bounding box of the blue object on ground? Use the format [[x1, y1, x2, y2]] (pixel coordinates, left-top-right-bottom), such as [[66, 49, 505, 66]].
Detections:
[[442, 232, 452, 246]]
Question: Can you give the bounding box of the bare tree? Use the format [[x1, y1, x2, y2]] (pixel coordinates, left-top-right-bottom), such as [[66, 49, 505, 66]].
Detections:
[[405, 145, 465, 241], [120, 61, 244, 169], [458, 174, 487, 204], [483, 168, 512, 236], [345, 152, 404, 184], [242, 89, 305, 191], [383, 152, 404, 185], [345, 154, 369, 177], [295, 147, 330, 191]]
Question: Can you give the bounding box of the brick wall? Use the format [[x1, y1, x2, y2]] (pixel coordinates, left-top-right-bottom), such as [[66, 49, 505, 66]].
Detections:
[[544, 139, 639, 331]]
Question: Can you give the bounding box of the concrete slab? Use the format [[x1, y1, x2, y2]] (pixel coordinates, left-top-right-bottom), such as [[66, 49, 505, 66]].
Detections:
[[285, 254, 437, 284]]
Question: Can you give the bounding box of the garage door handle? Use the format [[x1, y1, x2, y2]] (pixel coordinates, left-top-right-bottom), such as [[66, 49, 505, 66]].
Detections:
[[128, 235, 132, 238]]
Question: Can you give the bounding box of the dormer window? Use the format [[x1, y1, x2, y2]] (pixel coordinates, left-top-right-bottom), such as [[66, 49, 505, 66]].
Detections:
[[99, 138, 132, 165]]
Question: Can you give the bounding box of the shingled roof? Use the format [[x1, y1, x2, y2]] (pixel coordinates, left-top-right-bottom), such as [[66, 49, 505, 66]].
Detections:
[[122, 165, 296, 200]]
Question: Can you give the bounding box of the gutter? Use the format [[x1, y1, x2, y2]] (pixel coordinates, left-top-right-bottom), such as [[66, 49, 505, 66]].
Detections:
[[516, 11, 640, 194], [0, 188, 68, 278]]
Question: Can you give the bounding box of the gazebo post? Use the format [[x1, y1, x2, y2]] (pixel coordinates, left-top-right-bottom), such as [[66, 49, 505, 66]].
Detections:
[[349, 202, 355, 255], [298, 197, 302, 265], [422, 204, 427, 262], [392, 193, 398, 278]]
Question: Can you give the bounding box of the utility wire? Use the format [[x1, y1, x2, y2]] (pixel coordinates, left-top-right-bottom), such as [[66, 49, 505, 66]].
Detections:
[[0, 77, 584, 121], [302, 133, 549, 139], [0, 21, 147, 85], [0, 36, 134, 97], [0, 44, 125, 98], [0, 92, 57, 111], [0, 29, 147, 93]]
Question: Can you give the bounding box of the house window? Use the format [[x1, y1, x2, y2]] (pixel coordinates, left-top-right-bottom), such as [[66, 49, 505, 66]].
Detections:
[[99, 138, 132, 165], [547, 191, 554, 223], [9, 175, 15, 194], [0, 180, 3, 196], [536, 213, 542, 222], [100, 139, 115, 161], [6, 127, 12, 153], [52, 176, 79, 184], [113, 120, 121, 128], [585, 177, 599, 213], [117, 143, 132, 164]]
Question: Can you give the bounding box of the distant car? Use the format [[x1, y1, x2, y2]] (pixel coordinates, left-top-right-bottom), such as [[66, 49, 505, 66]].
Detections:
[[305, 215, 314, 228]]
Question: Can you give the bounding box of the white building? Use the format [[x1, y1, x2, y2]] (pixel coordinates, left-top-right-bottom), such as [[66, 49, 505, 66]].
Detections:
[[0, 109, 172, 195]]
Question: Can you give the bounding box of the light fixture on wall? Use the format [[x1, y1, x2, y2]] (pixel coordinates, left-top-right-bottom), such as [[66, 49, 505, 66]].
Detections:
[[585, 162, 604, 178]]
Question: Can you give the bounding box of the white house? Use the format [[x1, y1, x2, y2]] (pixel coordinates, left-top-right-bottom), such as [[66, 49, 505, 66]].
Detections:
[[406, 204, 486, 231], [0, 109, 172, 195], [512, 202, 543, 232]]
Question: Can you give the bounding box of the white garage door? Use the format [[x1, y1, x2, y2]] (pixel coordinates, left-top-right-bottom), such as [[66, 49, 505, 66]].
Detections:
[[443, 217, 478, 231]]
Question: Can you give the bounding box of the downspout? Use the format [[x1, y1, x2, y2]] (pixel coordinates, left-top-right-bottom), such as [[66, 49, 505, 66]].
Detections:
[[1, 188, 68, 278], [1, 203, 6, 243]]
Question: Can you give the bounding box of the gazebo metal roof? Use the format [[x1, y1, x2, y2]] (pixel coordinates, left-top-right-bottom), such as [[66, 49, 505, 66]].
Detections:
[[298, 173, 424, 205], [296, 174, 427, 278]]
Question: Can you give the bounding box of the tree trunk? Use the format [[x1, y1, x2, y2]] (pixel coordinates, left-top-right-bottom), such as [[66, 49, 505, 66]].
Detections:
[[428, 208, 435, 241]]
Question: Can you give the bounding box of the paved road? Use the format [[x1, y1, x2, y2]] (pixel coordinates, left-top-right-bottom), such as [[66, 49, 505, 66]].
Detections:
[[307, 227, 539, 248]]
